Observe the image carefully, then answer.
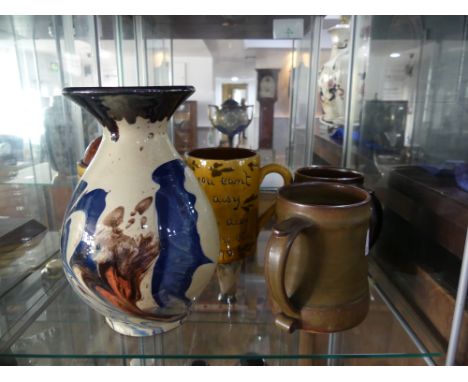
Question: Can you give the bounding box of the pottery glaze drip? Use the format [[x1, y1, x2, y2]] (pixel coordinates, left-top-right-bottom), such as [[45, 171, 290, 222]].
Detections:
[[61, 87, 219, 336]]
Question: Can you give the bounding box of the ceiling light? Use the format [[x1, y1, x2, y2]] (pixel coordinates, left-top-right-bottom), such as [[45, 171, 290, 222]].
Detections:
[[231, 76, 239, 82], [390, 52, 400, 58]]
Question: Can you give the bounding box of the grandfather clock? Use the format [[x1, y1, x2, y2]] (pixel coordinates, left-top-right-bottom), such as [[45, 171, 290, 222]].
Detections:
[[256, 69, 280, 149]]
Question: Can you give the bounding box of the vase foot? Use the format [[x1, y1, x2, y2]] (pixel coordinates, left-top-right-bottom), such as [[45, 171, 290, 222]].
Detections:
[[105, 317, 182, 337]]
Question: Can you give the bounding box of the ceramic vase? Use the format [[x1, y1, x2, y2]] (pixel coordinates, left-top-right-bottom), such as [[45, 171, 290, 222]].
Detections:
[[318, 20, 367, 130], [318, 22, 350, 126], [60, 86, 219, 336]]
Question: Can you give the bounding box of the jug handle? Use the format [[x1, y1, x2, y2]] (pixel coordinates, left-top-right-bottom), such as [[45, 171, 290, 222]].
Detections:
[[257, 164, 293, 232], [264, 216, 315, 333]]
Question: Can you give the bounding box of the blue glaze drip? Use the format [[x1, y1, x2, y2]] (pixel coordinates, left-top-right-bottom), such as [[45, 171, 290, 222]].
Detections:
[[64, 179, 88, 218], [72, 187, 108, 235], [61, 180, 108, 274], [151, 159, 212, 308]]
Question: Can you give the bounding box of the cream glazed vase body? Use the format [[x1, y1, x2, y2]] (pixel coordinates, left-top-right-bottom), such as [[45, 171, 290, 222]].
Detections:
[[61, 87, 219, 336]]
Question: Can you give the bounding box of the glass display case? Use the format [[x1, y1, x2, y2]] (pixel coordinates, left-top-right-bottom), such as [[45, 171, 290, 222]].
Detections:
[[0, 15, 466, 365], [289, 15, 468, 365]]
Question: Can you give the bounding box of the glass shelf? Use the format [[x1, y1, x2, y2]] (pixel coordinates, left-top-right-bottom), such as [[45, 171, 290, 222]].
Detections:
[[0, 232, 60, 298], [0, 230, 444, 366]]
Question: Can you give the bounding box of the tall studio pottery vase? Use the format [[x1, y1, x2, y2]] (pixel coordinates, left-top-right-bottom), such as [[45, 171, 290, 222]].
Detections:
[[60, 87, 219, 336]]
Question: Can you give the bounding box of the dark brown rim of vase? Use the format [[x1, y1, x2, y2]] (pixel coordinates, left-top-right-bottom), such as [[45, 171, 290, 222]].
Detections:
[[62, 86, 195, 142], [62, 86, 195, 96], [295, 165, 364, 184], [187, 147, 257, 160], [278, 182, 370, 209]]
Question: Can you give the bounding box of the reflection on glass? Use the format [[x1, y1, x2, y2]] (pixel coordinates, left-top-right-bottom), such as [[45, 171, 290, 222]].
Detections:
[[287, 18, 314, 168], [293, 16, 350, 167], [173, 101, 197, 154], [346, 15, 468, 365], [318, 18, 350, 128], [208, 98, 254, 147], [173, 36, 294, 167]]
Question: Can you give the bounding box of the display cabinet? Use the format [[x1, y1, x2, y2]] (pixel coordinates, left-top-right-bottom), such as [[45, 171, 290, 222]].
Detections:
[[0, 15, 467, 365]]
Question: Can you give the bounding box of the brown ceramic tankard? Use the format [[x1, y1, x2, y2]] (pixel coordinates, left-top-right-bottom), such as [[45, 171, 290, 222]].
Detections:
[[264, 182, 372, 333], [294, 165, 382, 248]]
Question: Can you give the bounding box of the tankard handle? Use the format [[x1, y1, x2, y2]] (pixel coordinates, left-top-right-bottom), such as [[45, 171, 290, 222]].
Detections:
[[364, 188, 383, 248], [264, 216, 315, 333], [257, 164, 293, 232]]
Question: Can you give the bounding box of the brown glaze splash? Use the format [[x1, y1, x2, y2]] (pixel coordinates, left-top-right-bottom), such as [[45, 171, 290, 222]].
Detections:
[[76, 204, 181, 322], [103, 206, 124, 228], [135, 197, 153, 215], [125, 218, 135, 229], [140, 216, 148, 229], [94, 231, 159, 317]]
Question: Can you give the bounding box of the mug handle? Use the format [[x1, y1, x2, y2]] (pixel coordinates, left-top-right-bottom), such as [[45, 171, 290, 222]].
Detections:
[[264, 216, 315, 333], [365, 188, 383, 248], [257, 164, 293, 232]]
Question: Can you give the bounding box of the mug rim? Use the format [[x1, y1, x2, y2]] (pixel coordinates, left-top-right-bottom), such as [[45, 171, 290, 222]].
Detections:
[[278, 181, 371, 209], [295, 165, 364, 183], [186, 147, 257, 160]]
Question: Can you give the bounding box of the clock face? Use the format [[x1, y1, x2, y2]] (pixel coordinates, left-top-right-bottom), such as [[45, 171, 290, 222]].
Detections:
[[259, 75, 276, 99]]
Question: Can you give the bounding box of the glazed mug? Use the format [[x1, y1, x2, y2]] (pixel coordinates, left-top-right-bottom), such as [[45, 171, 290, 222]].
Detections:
[[187, 147, 292, 302], [187, 147, 292, 264], [265, 182, 372, 333], [294, 165, 382, 247]]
